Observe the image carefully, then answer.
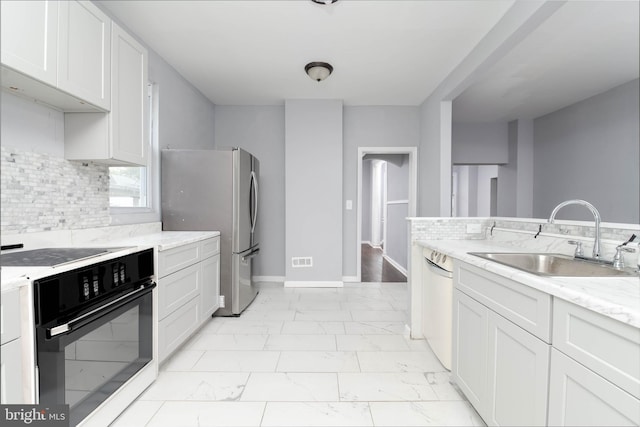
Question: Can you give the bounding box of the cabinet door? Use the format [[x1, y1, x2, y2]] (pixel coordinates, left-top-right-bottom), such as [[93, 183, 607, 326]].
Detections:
[[57, 0, 111, 110], [111, 22, 149, 166], [0, 339, 23, 404], [200, 255, 221, 321], [158, 262, 201, 320], [453, 290, 488, 414], [0, 0, 58, 85], [158, 297, 200, 363], [486, 311, 550, 426], [548, 348, 640, 426]]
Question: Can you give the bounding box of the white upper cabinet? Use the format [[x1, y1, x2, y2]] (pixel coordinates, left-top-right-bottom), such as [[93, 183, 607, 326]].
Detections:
[[110, 22, 148, 165], [65, 21, 148, 166], [0, 0, 110, 111], [0, 0, 58, 85], [57, 1, 111, 111]]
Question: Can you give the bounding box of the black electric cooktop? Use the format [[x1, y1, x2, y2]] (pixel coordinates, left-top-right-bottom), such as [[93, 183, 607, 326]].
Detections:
[[0, 247, 130, 267]]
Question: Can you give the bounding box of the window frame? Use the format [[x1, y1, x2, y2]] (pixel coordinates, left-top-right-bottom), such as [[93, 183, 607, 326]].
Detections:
[[109, 82, 160, 225]]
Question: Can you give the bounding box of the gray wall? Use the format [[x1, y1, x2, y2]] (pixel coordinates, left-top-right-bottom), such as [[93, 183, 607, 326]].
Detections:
[[285, 100, 343, 283], [454, 165, 485, 217], [497, 119, 534, 217], [343, 106, 420, 278], [452, 122, 509, 164], [477, 165, 499, 216], [209, 105, 420, 280], [533, 79, 639, 223], [419, 99, 452, 217], [149, 50, 216, 151], [214, 106, 285, 278]]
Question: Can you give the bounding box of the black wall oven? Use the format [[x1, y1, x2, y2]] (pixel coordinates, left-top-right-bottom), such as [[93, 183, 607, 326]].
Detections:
[[33, 248, 155, 427]]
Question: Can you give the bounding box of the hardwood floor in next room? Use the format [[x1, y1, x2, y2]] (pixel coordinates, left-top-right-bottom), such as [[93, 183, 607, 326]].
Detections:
[[361, 243, 407, 283]]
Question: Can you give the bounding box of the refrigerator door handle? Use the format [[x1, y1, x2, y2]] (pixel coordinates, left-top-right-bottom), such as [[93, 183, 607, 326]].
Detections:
[[250, 171, 258, 234], [242, 247, 260, 261]]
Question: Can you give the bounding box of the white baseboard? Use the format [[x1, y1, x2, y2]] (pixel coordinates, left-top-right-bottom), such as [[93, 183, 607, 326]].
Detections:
[[383, 254, 408, 277], [253, 276, 285, 283], [361, 240, 372, 246], [284, 281, 344, 288], [342, 276, 359, 283]]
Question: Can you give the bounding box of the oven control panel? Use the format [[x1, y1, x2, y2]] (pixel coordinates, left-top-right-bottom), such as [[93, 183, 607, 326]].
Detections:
[[34, 248, 153, 326]]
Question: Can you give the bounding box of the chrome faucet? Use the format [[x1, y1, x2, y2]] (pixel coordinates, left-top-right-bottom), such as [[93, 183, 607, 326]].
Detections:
[[548, 199, 601, 259]]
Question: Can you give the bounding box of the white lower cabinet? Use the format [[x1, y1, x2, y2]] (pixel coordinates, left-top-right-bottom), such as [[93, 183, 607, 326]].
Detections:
[[548, 349, 639, 426], [1, 339, 23, 404], [485, 310, 550, 426], [453, 261, 551, 426], [453, 289, 488, 411], [548, 298, 640, 426], [157, 237, 220, 363], [200, 254, 221, 322], [158, 297, 200, 362], [1, 288, 23, 404], [452, 260, 640, 427]]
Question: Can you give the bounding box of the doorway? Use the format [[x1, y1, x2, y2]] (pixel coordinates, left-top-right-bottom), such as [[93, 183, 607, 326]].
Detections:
[[357, 147, 417, 283], [451, 164, 499, 216]]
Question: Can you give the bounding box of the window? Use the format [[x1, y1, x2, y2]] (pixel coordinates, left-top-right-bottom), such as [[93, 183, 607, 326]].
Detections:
[[109, 166, 148, 207], [109, 83, 160, 224]]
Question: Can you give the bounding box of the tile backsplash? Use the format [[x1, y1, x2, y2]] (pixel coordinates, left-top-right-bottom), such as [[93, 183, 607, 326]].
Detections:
[[409, 216, 640, 265], [1, 146, 110, 234]]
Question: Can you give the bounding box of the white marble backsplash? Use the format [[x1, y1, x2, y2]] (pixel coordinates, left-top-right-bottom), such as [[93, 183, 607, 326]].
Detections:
[[1, 146, 111, 234]]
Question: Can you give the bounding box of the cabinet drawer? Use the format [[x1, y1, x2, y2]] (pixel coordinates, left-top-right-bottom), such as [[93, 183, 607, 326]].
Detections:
[[158, 241, 201, 278], [456, 262, 552, 342], [158, 262, 201, 320], [553, 299, 640, 399], [1, 289, 20, 345], [158, 296, 200, 363], [201, 237, 220, 259]]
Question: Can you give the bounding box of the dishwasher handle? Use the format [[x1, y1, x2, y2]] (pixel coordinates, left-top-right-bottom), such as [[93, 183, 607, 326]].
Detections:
[[424, 257, 453, 279]]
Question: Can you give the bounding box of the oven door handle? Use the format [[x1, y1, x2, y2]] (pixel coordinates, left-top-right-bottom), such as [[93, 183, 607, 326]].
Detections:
[[48, 283, 155, 338]]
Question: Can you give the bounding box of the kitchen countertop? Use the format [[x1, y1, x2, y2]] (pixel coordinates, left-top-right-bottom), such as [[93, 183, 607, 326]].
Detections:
[[0, 230, 219, 291], [102, 230, 220, 252], [416, 239, 640, 328]]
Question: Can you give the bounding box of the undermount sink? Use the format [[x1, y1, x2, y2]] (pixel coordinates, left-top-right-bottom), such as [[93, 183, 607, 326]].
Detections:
[[468, 252, 638, 277]]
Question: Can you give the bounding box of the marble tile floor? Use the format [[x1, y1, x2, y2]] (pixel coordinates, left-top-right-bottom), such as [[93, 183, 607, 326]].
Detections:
[[111, 282, 484, 427]]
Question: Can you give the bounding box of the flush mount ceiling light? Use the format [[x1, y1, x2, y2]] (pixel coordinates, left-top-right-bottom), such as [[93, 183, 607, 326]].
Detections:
[[311, 0, 338, 4], [305, 62, 334, 82]]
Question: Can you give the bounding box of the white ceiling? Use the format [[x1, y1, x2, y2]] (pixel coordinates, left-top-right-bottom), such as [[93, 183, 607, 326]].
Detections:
[[453, 1, 640, 123], [99, 0, 639, 122], [98, 0, 514, 106]]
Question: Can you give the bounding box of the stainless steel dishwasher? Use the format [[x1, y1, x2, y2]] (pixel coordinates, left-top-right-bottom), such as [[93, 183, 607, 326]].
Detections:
[[421, 247, 454, 370]]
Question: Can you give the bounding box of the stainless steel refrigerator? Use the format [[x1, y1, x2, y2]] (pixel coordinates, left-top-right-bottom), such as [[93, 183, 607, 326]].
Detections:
[[161, 148, 259, 316]]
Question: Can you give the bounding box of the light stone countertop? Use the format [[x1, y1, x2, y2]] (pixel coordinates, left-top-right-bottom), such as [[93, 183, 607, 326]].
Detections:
[[104, 230, 220, 252], [416, 239, 640, 328], [0, 230, 220, 291]]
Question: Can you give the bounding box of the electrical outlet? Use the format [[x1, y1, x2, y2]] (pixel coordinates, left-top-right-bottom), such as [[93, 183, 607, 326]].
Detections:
[[466, 223, 482, 234], [219, 295, 225, 308]]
